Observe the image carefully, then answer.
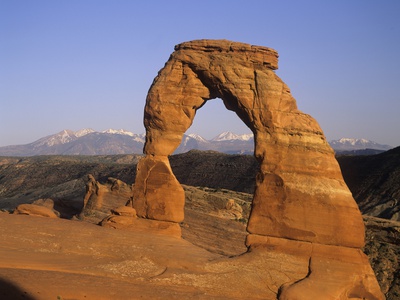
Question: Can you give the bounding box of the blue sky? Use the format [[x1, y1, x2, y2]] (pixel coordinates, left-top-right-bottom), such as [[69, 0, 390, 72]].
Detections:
[[1, 0, 399, 147]]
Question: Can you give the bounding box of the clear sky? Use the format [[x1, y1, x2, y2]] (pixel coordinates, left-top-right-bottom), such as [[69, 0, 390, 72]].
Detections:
[[1, 0, 399, 147]]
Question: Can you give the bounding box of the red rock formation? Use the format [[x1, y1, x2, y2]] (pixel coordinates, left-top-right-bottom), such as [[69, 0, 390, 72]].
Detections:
[[133, 39, 384, 299], [13, 203, 58, 218], [133, 156, 184, 222], [82, 175, 132, 221]]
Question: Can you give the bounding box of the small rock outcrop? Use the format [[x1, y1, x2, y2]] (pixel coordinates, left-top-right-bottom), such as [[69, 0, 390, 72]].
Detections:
[[133, 39, 383, 298], [100, 206, 137, 228], [81, 175, 132, 222], [223, 199, 243, 219], [100, 205, 181, 237], [13, 203, 58, 218]]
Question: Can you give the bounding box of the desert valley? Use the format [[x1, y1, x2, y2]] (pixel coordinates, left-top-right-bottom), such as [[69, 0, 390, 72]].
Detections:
[[1, 39, 399, 300], [0, 148, 399, 299]]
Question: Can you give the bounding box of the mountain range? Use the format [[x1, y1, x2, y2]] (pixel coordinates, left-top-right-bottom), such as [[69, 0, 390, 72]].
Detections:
[[329, 137, 393, 151], [0, 129, 393, 156]]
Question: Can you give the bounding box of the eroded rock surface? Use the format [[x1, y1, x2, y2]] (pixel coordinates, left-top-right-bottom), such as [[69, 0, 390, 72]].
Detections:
[[364, 216, 400, 299], [13, 203, 59, 218], [134, 39, 364, 246], [81, 175, 132, 222], [133, 39, 384, 299], [133, 156, 184, 222]]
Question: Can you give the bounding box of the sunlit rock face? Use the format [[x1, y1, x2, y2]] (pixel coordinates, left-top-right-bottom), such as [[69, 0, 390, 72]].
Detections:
[[82, 175, 132, 222], [135, 39, 363, 246], [133, 39, 384, 299]]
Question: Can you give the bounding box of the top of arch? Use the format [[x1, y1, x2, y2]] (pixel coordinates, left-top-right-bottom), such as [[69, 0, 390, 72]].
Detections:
[[174, 39, 279, 70]]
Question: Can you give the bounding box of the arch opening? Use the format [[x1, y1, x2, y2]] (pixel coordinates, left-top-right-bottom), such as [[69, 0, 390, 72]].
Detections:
[[172, 97, 258, 256], [187, 97, 253, 139]]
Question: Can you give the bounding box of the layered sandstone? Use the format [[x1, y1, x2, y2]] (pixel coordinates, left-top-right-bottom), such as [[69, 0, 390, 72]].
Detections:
[[81, 175, 132, 221], [134, 39, 363, 246], [132, 39, 384, 299]]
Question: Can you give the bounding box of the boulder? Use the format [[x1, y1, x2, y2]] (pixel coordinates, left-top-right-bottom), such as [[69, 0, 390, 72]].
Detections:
[[111, 206, 137, 217], [13, 204, 58, 218], [222, 199, 243, 219], [32, 198, 56, 210]]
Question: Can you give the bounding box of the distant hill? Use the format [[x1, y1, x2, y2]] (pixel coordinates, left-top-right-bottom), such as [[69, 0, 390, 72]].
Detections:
[[334, 149, 388, 156], [3, 146, 397, 220], [170, 150, 258, 194], [337, 146, 400, 221], [170, 148, 400, 221], [0, 129, 393, 156]]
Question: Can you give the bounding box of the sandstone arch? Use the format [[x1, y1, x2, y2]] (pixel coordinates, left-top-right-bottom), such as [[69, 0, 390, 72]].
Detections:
[[134, 39, 363, 247], [132, 40, 383, 298]]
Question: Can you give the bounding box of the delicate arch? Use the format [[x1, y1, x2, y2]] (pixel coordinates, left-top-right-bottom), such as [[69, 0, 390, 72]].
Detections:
[[131, 40, 384, 299], [133, 39, 364, 248]]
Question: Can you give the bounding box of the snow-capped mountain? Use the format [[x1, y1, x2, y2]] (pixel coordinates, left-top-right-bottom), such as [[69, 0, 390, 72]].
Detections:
[[31, 128, 140, 148], [0, 130, 392, 156], [187, 133, 209, 143], [32, 129, 77, 148], [101, 129, 145, 143], [0, 130, 255, 156], [211, 131, 253, 142], [174, 131, 254, 154], [175, 134, 212, 154], [74, 128, 96, 137], [102, 129, 135, 137], [328, 138, 393, 151], [0, 129, 146, 156]]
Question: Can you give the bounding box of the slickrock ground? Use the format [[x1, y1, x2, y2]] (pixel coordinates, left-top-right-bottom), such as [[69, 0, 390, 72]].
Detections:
[[0, 207, 301, 300], [1, 184, 398, 299], [1, 153, 399, 298], [0, 212, 227, 300]]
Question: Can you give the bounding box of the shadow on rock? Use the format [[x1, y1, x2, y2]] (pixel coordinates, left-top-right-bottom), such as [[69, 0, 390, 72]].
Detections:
[[0, 277, 36, 299]]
